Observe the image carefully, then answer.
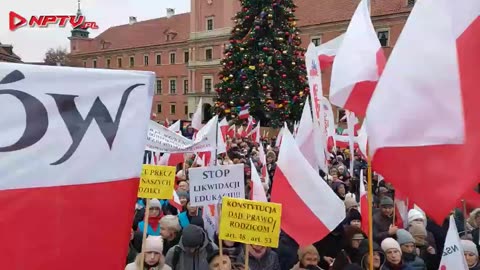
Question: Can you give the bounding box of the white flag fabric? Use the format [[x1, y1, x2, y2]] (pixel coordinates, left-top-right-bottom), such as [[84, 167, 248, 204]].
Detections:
[[250, 159, 268, 202], [191, 98, 203, 130], [439, 215, 469, 269]]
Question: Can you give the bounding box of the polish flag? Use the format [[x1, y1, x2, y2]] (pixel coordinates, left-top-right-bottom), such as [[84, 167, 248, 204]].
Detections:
[[250, 159, 268, 202], [359, 169, 369, 236], [226, 124, 236, 139], [271, 128, 345, 246], [366, 0, 480, 222], [191, 98, 203, 130], [163, 118, 170, 127], [317, 34, 345, 70], [158, 152, 184, 167], [245, 116, 255, 134], [258, 143, 270, 186], [168, 120, 182, 134], [275, 124, 286, 147], [0, 64, 153, 269], [219, 118, 229, 142], [238, 103, 250, 120], [439, 215, 469, 270], [237, 125, 245, 138], [217, 120, 227, 155], [295, 97, 317, 170], [170, 190, 183, 212], [248, 122, 261, 144], [330, 0, 386, 117], [357, 120, 368, 159]]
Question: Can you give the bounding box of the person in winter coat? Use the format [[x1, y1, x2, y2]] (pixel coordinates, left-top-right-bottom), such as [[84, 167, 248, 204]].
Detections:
[[213, 234, 244, 265], [357, 239, 385, 270], [207, 250, 244, 270], [381, 238, 414, 270], [165, 224, 218, 270], [462, 240, 480, 270], [138, 199, 164, 236], [275, 231, 299, 270], [178, 200, 202, 229], [239, 245, 281, 270], [332, 180, 347, 201], [314, 224, 344, 269], [373, 196, 397, 244], [344, 196, 359, 214], [127, 228, 138, 265], [396, 229, 426, 270], [125, 236, 172, 270], [345, 209, 362, 229], [409, 223, 439, 269], [290, 245, 324, 270], [407, 209, 437, 251], [332, 226, 366, 269], [159, 215, 182, 256]]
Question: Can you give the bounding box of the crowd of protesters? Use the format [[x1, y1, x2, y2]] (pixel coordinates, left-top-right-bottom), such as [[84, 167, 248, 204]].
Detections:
[[128, 124, 480, 270]]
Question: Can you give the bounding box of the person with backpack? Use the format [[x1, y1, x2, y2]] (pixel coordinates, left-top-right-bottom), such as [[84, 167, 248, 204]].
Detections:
[[165, 224, 217, 270]]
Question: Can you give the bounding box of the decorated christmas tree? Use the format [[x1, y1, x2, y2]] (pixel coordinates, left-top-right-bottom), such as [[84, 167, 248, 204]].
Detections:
[[214, 0, 309, 128]]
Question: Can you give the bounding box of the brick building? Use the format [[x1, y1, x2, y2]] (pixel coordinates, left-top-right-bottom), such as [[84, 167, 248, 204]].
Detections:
[[0, 43, 22, 63], [68, 0, 415, 124]]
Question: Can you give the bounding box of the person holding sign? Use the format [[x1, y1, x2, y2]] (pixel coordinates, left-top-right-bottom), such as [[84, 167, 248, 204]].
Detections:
[[239, 245, 280, 270], [178, 200, 202, 229], [125, 236, 172, 270], [138, 199, 164, 236]]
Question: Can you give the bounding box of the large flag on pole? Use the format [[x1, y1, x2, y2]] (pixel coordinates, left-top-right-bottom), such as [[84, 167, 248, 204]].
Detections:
[[366, 0, 480, 223], [0, 63, 153, 269]]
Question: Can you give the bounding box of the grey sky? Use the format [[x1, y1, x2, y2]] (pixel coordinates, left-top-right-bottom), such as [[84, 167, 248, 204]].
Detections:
[[0, 0, 190, 62]]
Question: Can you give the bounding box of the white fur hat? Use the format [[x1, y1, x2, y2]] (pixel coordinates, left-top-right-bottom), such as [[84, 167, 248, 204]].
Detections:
[[144, 236, 164, 254], [149, 199, 161, 209], [381, 238, 402, 255], [408, 209, 426, 225]]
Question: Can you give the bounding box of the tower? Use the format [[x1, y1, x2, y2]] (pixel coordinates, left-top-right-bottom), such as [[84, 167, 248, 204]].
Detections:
[[68, 0, 92, 54], [70, 0, 90, 39]]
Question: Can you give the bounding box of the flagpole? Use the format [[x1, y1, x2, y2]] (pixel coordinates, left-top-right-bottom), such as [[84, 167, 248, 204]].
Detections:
[[367, 154, 374, 270]]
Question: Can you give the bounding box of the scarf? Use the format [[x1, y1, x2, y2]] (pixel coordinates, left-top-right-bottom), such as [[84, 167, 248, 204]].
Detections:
[[148, 213, 163, 232]]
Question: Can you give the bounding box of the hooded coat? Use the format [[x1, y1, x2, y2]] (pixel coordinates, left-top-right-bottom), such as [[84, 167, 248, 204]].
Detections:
[[165, 226, 217, 270]]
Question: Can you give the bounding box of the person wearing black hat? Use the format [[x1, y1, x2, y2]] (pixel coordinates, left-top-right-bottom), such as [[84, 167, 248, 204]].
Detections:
[[165, 224, 217, 270]]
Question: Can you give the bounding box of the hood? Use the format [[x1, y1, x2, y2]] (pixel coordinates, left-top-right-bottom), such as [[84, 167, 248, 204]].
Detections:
[[358, 239, 385, 269], [178, 228, 209, 251]]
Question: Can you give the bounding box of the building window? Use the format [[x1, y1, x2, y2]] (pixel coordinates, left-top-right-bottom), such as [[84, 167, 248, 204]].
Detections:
[[184, 51, 189, 63], [205, 48, 213, 61], [311, 36, 321, 46], [170, 52, 176, 64], [407, 0, 416, 6], [129, 56, 135, 67], [117, 57, 122, 68], [206, 18, 214, 31], [106, 58, 111, 68], [144, 55, 149, 66], [83, 61, 87, 68], [377, 30, 390, 47], [93, 59, 97, 68], [156, 54, 162, 65], [203, 77, 212, 94], [156, 79, 162, 94], [157, 104, 162, 113], [183, 79, 189, 94], [169, 79, 177, 94], [338, 109, 346, 123], [184, 105, 188, 115], [170, 104, 176, 115]]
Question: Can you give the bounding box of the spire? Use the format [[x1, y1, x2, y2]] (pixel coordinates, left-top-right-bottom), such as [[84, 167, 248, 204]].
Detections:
[[77, 0, 82, 16], [70, 0, 90, 39]]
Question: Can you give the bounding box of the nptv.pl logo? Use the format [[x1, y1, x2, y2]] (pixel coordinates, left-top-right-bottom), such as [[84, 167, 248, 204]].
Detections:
[[9, 11, 99, 31]]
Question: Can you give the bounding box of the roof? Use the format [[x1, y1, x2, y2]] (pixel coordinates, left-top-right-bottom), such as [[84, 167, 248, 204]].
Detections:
[[74, 0, 410, 54], [295, 0, 411, 27], [0, 44, 22, 62], [77, 12, 190, 54]]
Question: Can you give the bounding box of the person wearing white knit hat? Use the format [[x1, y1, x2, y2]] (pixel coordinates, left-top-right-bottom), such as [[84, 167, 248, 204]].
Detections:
[[125, 236, 172, 270], [461, 239, 480, 269], [408, 209, 427, 227], [381, 238, 405, 268]]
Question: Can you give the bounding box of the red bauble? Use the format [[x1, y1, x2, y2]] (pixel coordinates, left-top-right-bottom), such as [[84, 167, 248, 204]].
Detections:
[[285, 32, 290, 36], [227, 88, 232, 92], [282, 74, 287, 79], [262, 85, 267, 90], [242, 75, 247, 80], [242, 60, 248, 64], [229, 61, 233, 65], [293, 96, 299, 101], [245, 15, 250, 19], [240, 100, 245, 105], [243, 7, 248, 11], [263, 47, 269, 52], [277, 60, 282, 64], [255, 25, 260, 30], [250, 38, 255, 41]]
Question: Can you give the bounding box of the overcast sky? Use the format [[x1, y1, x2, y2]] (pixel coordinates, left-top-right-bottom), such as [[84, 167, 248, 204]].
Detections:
[[0, 0, 190, 62]]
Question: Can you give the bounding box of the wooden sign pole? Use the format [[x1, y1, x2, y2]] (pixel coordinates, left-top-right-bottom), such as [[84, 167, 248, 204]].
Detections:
[[140, 199, 151, 270]]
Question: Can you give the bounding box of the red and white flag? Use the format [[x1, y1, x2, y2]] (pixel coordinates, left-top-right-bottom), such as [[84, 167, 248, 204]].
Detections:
[[295, 97, 317, 170], [366, 0, 480, 222], [219, 118, 229, 142], [316, 34, 344, 70], [250, 159, 268, 202], [168, 120, 181, 134], [238, 103, 250, 120], [191, 98, 203, 130], [0, 64, 153, 269], [329, 0, 386, 117], [439, 215, 469, 270], [275, 124, 286, 147], [271, 128, 345, 246], [258, 143, 270, 186], [359, 169, 369, 236], [226, 124, 236, 139], [248, 121, 261, 144], [163, 118, 170, 127]]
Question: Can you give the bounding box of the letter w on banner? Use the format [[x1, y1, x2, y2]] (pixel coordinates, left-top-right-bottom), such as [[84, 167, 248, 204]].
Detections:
[[0, 63, 154, 269], [366, 0, 480, 223]]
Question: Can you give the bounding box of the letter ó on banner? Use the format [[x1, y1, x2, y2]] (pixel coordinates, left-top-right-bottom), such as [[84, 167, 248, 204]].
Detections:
[[47, 83, 144, 165]]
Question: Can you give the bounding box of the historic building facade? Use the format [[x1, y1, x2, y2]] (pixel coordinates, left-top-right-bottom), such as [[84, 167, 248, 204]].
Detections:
[[69, 0, 415, 123], [0, 43, 22, 63]]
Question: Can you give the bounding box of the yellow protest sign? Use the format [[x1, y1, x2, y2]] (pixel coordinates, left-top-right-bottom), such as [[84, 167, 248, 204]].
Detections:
[[219, 197, 282, 248], [137, 165, 176, 199]]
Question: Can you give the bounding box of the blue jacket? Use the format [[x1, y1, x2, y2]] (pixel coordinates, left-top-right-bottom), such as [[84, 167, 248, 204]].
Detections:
[[178, 210, 203, 229], [137, 221, 161, 236]]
